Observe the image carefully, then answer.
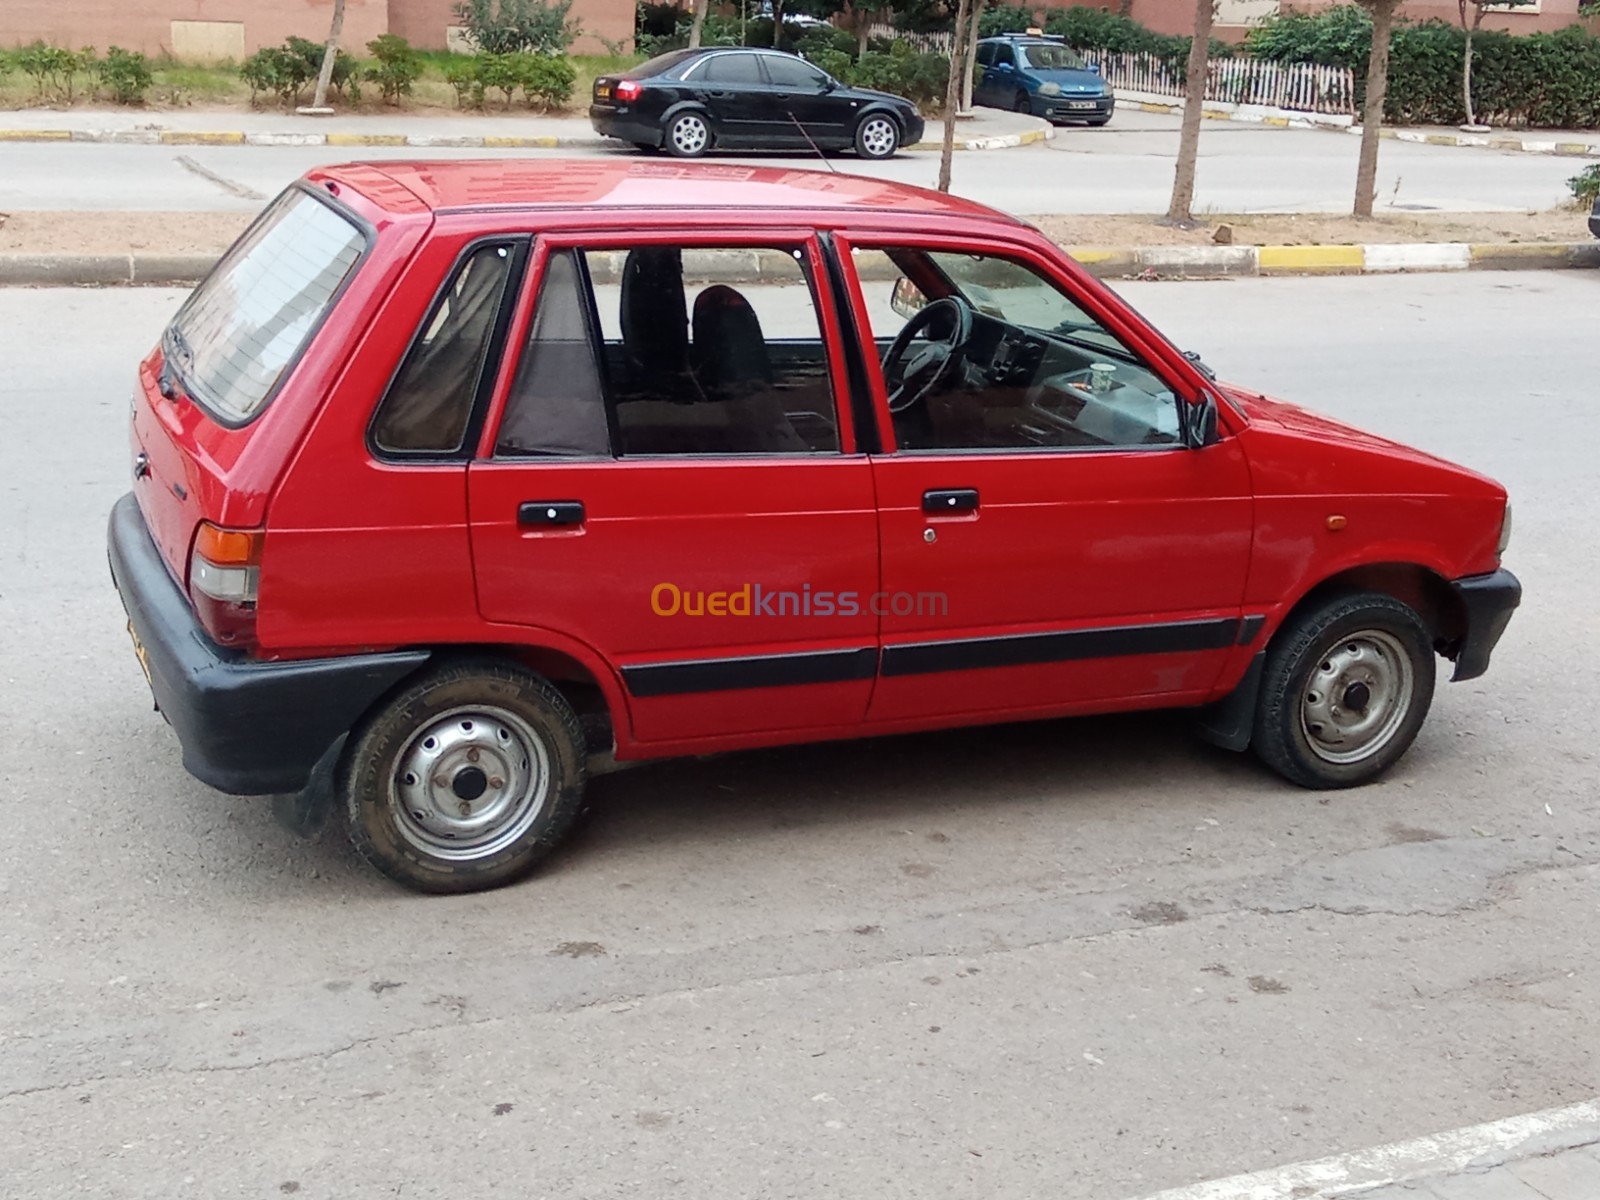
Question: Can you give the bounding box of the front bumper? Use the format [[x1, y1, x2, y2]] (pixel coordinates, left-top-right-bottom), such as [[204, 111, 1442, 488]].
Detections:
[[1449, 567, 1521, 682], [107, 493, 429, 795], [903, 112, 926, 145], [1041, 95, 1114, 122]]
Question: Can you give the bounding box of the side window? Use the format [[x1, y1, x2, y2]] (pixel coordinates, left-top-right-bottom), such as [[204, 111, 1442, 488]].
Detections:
[[853, 246, 1182, 454], [371, 243, 515, 455], [976, 43, 994, 67], [581, 244, 841, 456], [762, 56, 827, 89], [703, 53, 763, 84], [496, 249, 612, 457], [994, 43, 1014, 67]]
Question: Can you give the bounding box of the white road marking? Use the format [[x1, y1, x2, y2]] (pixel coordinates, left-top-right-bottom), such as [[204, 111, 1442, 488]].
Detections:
[[1127, 1098, 1600, 1200]]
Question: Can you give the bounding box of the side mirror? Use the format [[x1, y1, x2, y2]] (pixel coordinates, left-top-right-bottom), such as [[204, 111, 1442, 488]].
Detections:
[[1183, 393, 1219, 449], [890, 276, 928, 320], [820, 76, 837, 92]]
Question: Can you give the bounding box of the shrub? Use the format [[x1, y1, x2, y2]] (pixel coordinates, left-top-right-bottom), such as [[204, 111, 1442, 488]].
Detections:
[[443, 57, 483, 107], [97, 46, 153, 104], [636, 1, 687, 39], [820, 40, 949, 111], [476, 52, 523, 107], [365, 33, 423, 103], [980, 6, 1040, 38], [1570, 163, 1600, 207], [518, 52, 576, 109], [16, 41, 92, 102], [240, 46, 309, 105], [452, 0, 580, 55]]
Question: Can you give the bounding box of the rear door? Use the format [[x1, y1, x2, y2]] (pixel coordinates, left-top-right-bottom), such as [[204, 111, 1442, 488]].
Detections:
[[686, 51, 767, 143], [467, 232, 880, 747]]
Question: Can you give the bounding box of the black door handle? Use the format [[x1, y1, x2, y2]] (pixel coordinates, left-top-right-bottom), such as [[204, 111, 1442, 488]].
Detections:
[[518, 500, 585, 527], [923, 488, 978, 514]]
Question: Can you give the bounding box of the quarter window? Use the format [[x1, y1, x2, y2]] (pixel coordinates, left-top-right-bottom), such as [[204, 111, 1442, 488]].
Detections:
[[371, 243, 515, 455]]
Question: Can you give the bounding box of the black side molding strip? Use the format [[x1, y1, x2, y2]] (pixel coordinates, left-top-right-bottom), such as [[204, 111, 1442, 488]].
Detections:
[[880, 617, 1241, 678], [623, 646, 878, 698], [1238, 614, 1266, 645]]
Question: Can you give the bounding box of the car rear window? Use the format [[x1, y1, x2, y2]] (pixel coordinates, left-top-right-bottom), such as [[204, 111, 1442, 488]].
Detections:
[[165, 186, 366, 424], [630, 49, 697, 79]]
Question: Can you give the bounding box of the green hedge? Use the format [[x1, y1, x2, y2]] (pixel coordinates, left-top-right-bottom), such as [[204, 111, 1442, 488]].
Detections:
[[1246, 5, 1600, 127]]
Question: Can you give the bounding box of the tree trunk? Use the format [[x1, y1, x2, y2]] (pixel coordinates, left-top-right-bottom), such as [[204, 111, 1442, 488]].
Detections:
[[961, 0, 984, 113], [310, 0, 346, 110], [689, 0, 708, 49], [938, 0, 973, 193], [1461, 27, 1474, 126], [858, 17, 870, 62], [1165, 0, 1214, 224], [1353, 0, 1397, 217], [1118, 0, 1134, 16], [771, 0, 785, 46]]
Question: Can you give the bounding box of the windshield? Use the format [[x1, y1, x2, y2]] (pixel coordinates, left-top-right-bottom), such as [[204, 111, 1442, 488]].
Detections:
[[1021, 44, 1087, 71], [927, 251, 1124, 355], [165, 187, 365, 424]]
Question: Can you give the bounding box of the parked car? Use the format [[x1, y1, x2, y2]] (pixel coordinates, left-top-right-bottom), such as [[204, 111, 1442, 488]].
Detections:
[[1590, 191, 1599, 238], [590, 46, 923, 159], [110, 159, 1519, 893], [975, 34, 1115, 125]]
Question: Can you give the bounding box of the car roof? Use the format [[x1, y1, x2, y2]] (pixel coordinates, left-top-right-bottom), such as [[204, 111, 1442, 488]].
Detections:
[[318, 159, 1022, 224]]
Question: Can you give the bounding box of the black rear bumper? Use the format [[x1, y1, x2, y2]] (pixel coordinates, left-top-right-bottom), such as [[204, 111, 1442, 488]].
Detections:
[[1449, 567, 1521, 682], [107, 493, 429, 795]]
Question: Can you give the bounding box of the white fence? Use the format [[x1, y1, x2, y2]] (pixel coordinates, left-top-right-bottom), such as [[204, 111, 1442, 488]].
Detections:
[[862, 26, 1356, 116]]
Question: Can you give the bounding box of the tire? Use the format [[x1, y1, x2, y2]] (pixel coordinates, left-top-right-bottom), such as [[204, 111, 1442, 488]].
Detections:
[[665, 110, 711, 158], [342, 659, 588, 894], [1253, 592, 1436, 789], [1014, 90, 1032, 115], [854, 113, 901, 160], [633, 141, 660, 154]]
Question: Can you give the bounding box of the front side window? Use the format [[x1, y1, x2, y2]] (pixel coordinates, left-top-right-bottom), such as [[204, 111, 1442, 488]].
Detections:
[[763, 56, 828, 89], [495, 243, 841, 457], [994, 43, 1015, 67], [165, 187, 365, 423], [370, 243, 515, 455], [852, 246, 1182, 453]]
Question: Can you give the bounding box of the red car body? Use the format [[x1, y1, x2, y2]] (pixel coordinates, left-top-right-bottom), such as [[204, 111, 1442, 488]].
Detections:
[[109, 159, 1517, 887]]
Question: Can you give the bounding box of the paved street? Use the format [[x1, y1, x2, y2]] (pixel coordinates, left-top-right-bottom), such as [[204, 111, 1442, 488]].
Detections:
[[1, 270, 1597, 1198], [0, 108, 1581, 215]]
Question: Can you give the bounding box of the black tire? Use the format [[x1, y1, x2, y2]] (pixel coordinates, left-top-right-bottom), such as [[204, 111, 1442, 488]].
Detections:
[[853, 113, 901, 160], [664, 110, 711, 158], [633, 141, 660, 154], [1253, 592, 1436, 789], [1014, 90, 1032, 115], [342, 660, 588, 894]]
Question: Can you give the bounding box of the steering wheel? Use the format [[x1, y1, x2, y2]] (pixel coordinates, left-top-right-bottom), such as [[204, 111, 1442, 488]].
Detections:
[[882, 296, 974, 413]]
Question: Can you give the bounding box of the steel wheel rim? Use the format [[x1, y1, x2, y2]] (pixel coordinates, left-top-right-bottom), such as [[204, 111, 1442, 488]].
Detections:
[[1300, 630, 1415, 765], [672, 115, 708, 154], [861, 117, 896, 157], [389, 704, 550, 861]]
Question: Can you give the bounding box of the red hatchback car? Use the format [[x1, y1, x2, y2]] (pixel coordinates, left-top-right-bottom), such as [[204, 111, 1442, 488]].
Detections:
[[110, 160, 1519, 893]]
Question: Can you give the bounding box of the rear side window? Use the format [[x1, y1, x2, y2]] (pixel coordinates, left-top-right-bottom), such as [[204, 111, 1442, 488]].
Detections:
[[166, 187, 364, 424]]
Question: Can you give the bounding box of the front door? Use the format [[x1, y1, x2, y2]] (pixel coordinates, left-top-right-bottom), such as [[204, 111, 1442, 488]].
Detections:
[[760, 54, 847, 144], [468, 233, 879, 747], [836, 235, 1254, 725]]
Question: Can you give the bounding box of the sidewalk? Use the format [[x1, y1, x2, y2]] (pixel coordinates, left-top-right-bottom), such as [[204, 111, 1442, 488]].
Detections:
[[1128, 1098, 1600, 1200], [0, 104, 1053, 152]]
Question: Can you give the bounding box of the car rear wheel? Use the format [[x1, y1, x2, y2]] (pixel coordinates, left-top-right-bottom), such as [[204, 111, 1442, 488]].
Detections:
[[665, 111, 711, 158], [1253, 592, 1435, 789], [1014, 90, 1032, 115], [854, 114, 901, 159], [342, 660, 588, 893]]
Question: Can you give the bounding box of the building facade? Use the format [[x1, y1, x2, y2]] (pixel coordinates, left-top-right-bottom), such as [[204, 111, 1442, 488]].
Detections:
[[1, 0, 634, 60]]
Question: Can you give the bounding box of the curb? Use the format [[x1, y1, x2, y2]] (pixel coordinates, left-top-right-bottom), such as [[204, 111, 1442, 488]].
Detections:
[[1, 238, 1594, 287], [0, 122, 1053, 153], [1066, 239, 1600, 278]]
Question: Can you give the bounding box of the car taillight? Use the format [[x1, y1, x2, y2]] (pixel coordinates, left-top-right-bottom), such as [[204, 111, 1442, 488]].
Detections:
[[614, 79, 642, 102], [190, 521, 263, 650]]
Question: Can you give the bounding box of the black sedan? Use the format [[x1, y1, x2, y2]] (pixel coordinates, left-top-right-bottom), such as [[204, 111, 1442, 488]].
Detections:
[[591, 47, 925, 160]]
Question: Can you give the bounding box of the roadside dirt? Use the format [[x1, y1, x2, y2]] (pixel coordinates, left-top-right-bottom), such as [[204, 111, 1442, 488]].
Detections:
[[0, 208, 1589, 259]]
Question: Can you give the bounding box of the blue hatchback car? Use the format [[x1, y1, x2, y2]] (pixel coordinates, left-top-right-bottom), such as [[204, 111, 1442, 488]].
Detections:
[[975, 35, 1115, 125]]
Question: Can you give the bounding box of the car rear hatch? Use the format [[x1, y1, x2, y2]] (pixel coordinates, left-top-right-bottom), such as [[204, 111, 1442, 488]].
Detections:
[[130, 183, 370, 642]]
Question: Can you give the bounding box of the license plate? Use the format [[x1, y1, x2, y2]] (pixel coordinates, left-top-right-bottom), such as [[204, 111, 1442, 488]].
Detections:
[[1067, 100, 1097, 110], [597, 84, 611, 98], [127, 618, 153, 689]]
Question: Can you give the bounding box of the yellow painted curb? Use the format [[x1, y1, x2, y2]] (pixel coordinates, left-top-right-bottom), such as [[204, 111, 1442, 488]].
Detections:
[[1262, 116, 1291, 127], [484, 134, 560, 148], [1016, 128, 1048, 146], [1137, 101, 1176, 114], [159, 131, 245, 145], [1468, 242, 1567, 262], [326, 132, 407, 146], [0, 128, 71, 141], [1258, 244, 1364, 272], [1555, 142, 1592, 155], [1060, 247, 1138, 267]]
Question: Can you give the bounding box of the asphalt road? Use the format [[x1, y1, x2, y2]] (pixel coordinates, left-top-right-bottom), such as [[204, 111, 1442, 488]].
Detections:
[[2, 272, 1598, 1199], [0, 109, 1581, 215]]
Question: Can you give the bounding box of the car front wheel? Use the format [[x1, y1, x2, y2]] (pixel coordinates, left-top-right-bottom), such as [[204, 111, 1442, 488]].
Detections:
[[665, 111, 711, 158], [1014, 90, 1032, 115], [1252, 592, 1436, 789], [342, 660, 588, 893], [854, 114, 901, 160]]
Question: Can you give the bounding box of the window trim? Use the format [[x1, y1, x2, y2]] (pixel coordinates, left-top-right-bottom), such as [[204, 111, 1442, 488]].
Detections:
[[681, 50, 760, 82], [481, 229, 864, 461], [366, 235, 530, 463], [165, 180, 376, 431], [832, 230, 1201, 458]]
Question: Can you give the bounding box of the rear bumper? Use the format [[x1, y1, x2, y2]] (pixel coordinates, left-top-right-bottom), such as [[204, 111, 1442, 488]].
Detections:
[[107, 493, 429, 795], [1449, 567, 1521, 682], [590, 106, 658, 146]]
